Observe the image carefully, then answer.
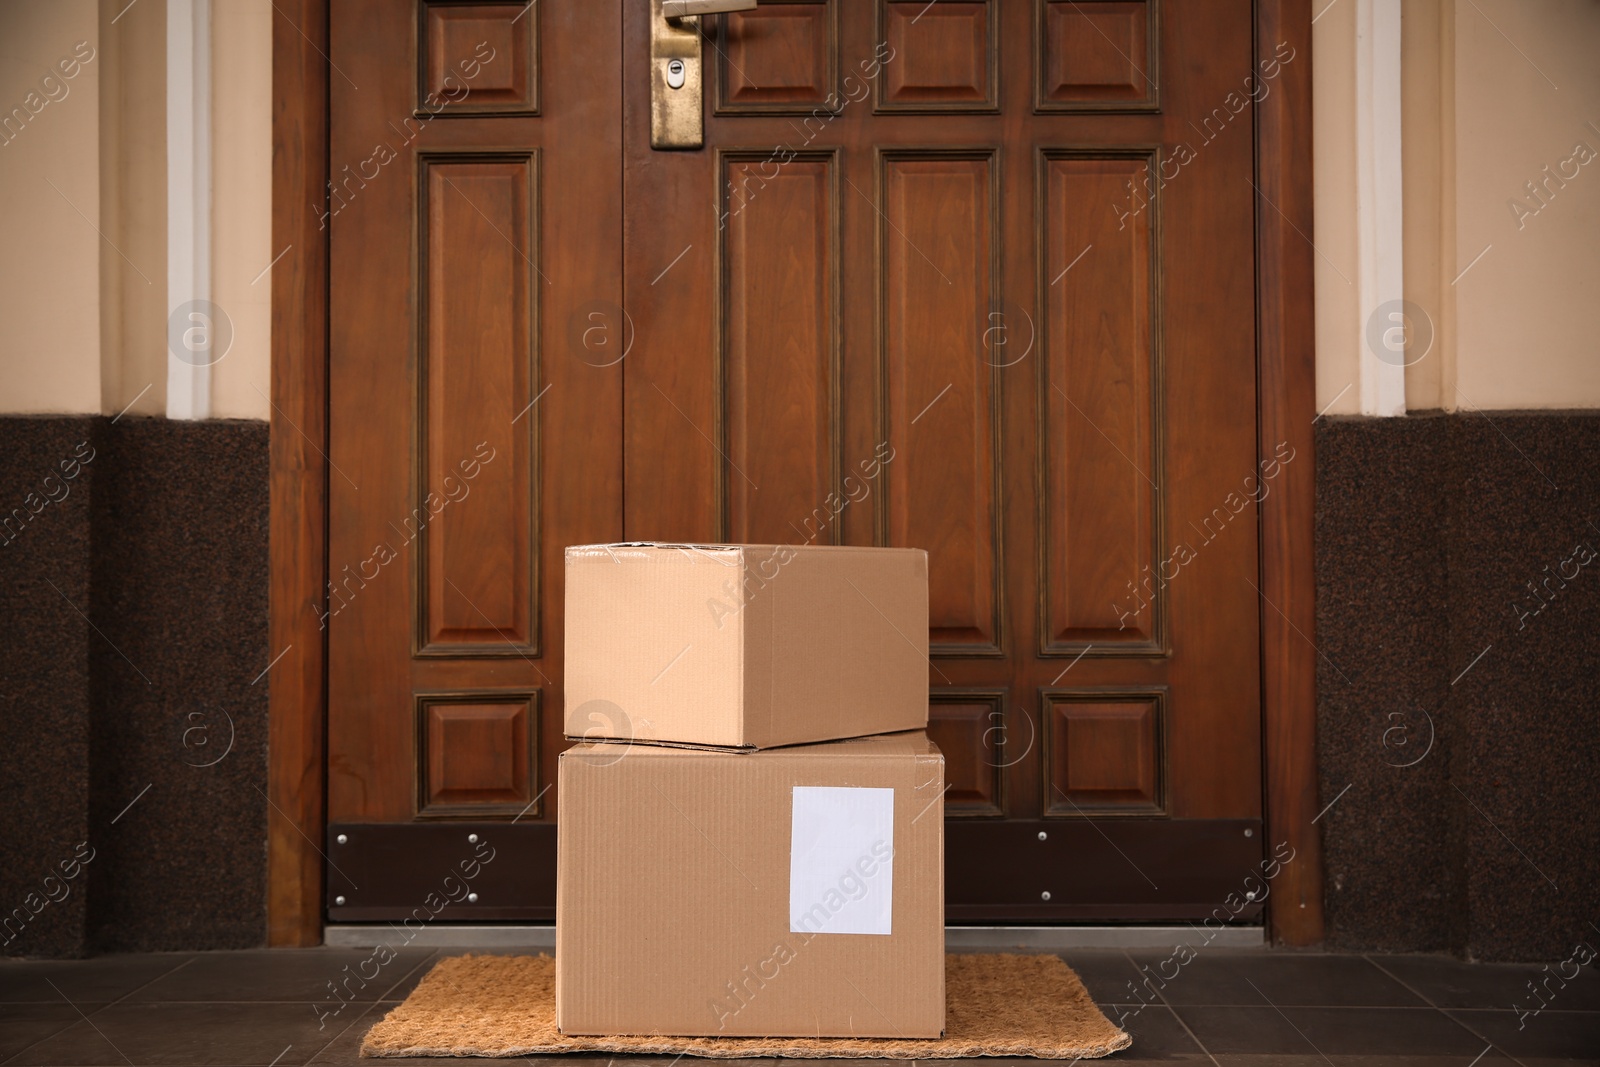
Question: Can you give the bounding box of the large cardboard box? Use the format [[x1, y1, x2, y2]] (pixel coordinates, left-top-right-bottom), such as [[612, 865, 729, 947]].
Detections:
[[564, 543, 929, 749], [556, 732, 945, 1037]]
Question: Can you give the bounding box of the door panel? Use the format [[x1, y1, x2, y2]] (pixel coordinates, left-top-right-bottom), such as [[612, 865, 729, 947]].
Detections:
[[418, 153, 537, 656], [1041, 151, 1158, 651], [326, 0, 622, 886], [719, 152, 839, 542], [1037, 0, 1159, 111], [716, 1, 837, 111], [881, 150, 1002, 654], [327, 0, 1267, 924], [878, 1, 998, 111], [622, 0, 1263, 918]]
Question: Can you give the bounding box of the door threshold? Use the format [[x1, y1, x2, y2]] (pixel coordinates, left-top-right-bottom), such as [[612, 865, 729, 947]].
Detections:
[[324, 923, 1265, 950], [947, 925, 1264, 949]]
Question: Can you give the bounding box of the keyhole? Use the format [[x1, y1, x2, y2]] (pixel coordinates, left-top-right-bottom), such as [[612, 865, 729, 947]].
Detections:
[[666, 59, 686, 90]]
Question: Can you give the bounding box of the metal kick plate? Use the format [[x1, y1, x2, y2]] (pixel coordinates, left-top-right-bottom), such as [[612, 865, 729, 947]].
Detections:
[[325, 822, 557, 922], [651, 0, 703, 149]]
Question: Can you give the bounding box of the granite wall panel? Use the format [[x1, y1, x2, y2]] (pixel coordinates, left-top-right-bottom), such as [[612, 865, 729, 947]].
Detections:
[[1317, 411, 1600, 961], [0, 417, 97, 958], [4, 409, 1594, 960], [0, 415, 268, 957]]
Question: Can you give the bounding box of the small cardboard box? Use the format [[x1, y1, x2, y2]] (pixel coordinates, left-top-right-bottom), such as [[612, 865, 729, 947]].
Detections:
[[556, 732, 945, 1038], [564, 543, 929, 749]]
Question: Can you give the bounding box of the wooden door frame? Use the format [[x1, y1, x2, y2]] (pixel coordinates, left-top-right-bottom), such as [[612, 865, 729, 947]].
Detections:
[[267, 0, 1322, 947], [267, 0, 330, 947]]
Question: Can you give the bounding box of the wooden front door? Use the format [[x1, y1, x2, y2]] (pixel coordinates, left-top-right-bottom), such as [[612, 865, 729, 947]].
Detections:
[[326, 0, 1274, 924]]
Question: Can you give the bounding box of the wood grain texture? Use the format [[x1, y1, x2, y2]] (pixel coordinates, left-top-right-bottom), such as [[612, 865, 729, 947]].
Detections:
[[624, 0, 1266, 920], [326, 0, 623, 842], [295, 0, 1320, 932], [1042, 689, 1164, 814], [418, 155, 536, 654], [928, 690, 1007, 816], [719, 152, 839, 543], [1039, 151, 1159, 652], [418, 692, 536, 814], [717, 0, 837, 112], [1255, 0, 1323, 946], [268, 0, 329, 947], [877, 0, 998, 112], [419, 1, 538, 115], [882, 151, 1001, 653], [1036, 0, 1159, 111]]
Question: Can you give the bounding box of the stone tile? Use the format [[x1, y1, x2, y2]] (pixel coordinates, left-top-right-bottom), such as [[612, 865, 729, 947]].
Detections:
[[923, 1059, 1207, 1067], [1123, 950, 1428, 1007], [1055, 948, 1145, 1003], [1211, 1055, 1517, 1066], [0, 953, 192, 1004], [1101, 1003, 1208, 1058], [124, 947, 434, 1004], [1448, 1008, 1600, 1061], [1372, 954, 1600, 1012], [0, 1004, 85, 1062], [7, 1001, 332, 1065], [1172, 1006, 1485, 1057], [2, 948, 1590, 1065]]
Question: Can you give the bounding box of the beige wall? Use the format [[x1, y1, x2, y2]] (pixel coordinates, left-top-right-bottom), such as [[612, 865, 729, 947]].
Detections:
[[99, 0, 167, 419], [1317, 0, 1600, 413], [0, 0, 271, 420], [1312, 0, 1362, 415], [1401, 0, 1447, 410], [0, 0, 103, 414], [6, 2, 1593, 419], [211, 0, 273, 420], [1450, 0, 1600, 410]]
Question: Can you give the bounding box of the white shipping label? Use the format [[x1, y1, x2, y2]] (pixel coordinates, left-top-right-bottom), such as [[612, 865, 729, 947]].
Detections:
[[789, 785, 894, 936]]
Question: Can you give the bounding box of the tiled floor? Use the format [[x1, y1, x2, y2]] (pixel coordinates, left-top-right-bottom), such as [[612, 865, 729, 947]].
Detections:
[[1, 947, 1595, 1066]]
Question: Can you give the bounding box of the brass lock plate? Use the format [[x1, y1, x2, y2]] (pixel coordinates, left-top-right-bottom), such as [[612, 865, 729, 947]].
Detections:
[[650, 0, 702, 150]]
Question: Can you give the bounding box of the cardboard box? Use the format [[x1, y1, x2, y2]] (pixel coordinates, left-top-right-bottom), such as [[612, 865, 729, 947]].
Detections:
[[556, 732, 945, 1037], [564, 543, 929, 749]]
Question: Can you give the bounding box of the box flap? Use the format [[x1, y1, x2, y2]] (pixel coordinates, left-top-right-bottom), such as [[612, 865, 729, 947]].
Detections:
[[561, 730, 939, 763]]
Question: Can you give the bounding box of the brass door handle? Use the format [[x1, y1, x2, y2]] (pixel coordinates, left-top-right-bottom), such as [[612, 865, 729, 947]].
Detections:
[[651, 0, 757, 149], [662, 0, 756, 18]]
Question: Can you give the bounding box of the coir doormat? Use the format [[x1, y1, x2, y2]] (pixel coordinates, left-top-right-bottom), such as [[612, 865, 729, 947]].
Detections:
[[361, 952, 1131, 1059]]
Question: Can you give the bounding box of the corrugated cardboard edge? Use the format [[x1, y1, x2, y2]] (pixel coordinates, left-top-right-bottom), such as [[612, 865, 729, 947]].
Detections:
[[560, 735, 759, 752], [559, 728, 939, 756], [361, 953, 1132, 1059], [361, 1035, 1133, 1059], [566, 542, 745, 559]]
